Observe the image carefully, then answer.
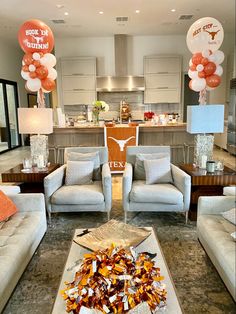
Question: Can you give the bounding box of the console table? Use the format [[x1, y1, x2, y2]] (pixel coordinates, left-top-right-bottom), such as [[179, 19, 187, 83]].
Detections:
[[179, 164, 236, 221], [1, 163, 60, 193]]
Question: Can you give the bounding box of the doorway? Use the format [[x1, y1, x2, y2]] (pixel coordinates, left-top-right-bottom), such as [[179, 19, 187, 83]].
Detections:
[[183, 74, 199, 122], [0, 79, 21, 153]]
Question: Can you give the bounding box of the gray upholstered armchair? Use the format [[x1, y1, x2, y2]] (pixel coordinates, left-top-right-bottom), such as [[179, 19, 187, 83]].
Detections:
[[123, 146, 191, 222], [44, 147, 112, 221]]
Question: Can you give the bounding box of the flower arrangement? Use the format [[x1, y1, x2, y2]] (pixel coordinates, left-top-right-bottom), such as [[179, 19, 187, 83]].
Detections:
[[92, 101, 109, 125]]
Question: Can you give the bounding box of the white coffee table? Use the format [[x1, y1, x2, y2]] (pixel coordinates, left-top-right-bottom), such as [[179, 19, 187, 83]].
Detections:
[[52, 227, 182, 314]]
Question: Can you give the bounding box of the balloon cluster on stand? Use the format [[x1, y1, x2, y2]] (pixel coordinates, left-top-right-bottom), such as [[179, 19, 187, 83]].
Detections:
[[186, 17, 224, 104], [18, 19, 57, 107]]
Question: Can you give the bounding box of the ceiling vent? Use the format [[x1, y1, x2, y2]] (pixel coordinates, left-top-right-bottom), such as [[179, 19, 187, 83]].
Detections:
[[51, 19, 66, 24], [116, 16, 128, 22], [178, 15, 193, 20]]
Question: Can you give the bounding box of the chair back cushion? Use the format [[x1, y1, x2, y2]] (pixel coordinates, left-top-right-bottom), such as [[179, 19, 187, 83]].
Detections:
[[66, 151, 101, 180], [65, 161, 94, 185], [0, 190, 18, 222], [144, 157, 173, 184], [64, 147, 108, 165]]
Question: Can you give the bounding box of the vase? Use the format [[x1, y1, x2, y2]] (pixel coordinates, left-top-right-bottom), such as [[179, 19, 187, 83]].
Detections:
[[93, 113, 99, 126]]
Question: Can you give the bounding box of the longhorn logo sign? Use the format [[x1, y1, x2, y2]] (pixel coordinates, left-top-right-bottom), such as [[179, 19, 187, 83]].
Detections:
[[108, 136, 135, 151]]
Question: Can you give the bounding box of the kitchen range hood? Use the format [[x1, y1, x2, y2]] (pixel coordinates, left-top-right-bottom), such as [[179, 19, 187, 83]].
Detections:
[[96, 35, 145, 92]]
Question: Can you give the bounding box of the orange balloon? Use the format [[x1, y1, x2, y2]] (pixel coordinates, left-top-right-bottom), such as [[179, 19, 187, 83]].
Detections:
[[33, 60, 41, 68], [198, 71, 206, 78], [36, 66, 48, 79], [204, 62, 216, 76], [41, 78, 55, 91], [192, 53, 203, 65], [22, 65, 29, 72], [206, 74, 221, 88], [18, 19, 54, 53], [201, 57, 209, 66], [23, 53, 33, 65], [29, 72, 37, 79], [190, 64, 196, 71]]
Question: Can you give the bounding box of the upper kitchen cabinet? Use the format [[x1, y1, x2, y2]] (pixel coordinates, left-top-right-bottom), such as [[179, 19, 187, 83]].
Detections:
[[59, 57, 96, 106], [144, 55, 182, 104]]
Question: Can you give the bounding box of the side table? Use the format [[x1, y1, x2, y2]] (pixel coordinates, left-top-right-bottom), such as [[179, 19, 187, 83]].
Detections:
[[179, 164, 236, 221], [1, 163, 60, 193]]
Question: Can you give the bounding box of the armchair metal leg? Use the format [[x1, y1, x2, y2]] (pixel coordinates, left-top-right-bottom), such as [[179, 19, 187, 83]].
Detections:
[[124, 211, 127, 223], [107, 211, 110, 221], [47, 211, 52, 226], [185, 211, 188, 224]]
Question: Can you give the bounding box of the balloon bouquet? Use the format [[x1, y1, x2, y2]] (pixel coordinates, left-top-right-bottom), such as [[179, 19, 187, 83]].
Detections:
[[186, 17, 224, 104], [18, 19, 57, 107]]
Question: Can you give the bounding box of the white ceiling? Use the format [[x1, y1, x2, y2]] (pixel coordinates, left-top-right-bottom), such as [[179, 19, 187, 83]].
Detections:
[[0, 0, 235, 41]]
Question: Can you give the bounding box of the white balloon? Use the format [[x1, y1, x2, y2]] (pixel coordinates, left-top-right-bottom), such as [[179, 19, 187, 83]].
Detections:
[[189, 59, 193, 67], [214, 65, 223, 76], [191, 78, 206, 92], [32, 52, 41, 60], [28, 64, 36, 72], [213, 50, 225, 64], [202, 49, 211, 58], [40, 53, 56, 67], [42, 88, 51, 93], [22, 60, 25, 66], [186, 17, 224, 53], [208, 53, 217, 63], [21, 70, 30, 80], [196, 64, 204, 72], [47, 67, 57, 80], [188, 69, 198, 79], [26, 78, 41, 92]]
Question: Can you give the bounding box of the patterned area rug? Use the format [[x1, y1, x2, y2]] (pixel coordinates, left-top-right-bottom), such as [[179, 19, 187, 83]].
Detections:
[[3, 200, 236, 314]]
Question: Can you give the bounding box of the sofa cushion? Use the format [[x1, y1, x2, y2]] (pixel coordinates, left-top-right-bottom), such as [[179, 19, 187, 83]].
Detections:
[[0, 191, 18, 222], [144, 157, 173, 184], [130, 181, 183, 204], [51, 182, 104, 205], [134, 153, 169, 180], [65, 160, 94, 185], [222, 208, 236, 225], [67, 151, 101, 180]]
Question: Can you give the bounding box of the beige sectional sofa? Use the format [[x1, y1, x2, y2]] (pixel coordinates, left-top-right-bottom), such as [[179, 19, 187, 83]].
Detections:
[[197, 196, 236, 301], [0, 193, 47, 312]]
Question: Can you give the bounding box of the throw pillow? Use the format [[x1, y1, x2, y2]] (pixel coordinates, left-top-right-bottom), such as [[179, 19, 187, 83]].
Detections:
[[0, 190, 18, 222], [144, 157, 173, 185], [134, 153, 170, 180], [67, 151, 101, 180], [222, 208, 236, 225], [65, 160, 94, 185]]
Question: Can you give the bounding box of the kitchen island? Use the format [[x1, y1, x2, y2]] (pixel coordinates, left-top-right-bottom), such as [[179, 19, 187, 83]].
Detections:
[[48, 123, 194, 164]]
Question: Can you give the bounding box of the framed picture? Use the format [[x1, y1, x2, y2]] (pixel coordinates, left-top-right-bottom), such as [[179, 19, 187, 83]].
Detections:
[[27, 93, 37, 108]]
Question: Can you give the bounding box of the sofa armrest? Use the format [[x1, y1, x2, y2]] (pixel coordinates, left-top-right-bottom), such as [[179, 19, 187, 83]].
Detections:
[[0, 185, 20, 194], [44, 164, 66, 213], [122, 163, 133, 211], [102, 162, 112, 211], [171, 164, 191, 211], [198, 196, 236, 216], [8, 193, 46, 212]]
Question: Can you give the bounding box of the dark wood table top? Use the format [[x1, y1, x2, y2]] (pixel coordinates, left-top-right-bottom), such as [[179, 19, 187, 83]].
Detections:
[[1, 163, 60, 183], [179, 164, 236, 186]]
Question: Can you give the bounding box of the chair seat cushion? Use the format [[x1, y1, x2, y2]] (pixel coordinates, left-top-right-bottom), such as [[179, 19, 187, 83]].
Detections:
[[51, 181, 104, 205], [130, 181, 183, 204]]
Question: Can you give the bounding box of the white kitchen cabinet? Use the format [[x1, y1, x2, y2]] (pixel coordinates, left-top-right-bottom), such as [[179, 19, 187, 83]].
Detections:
[[59, 57, 96, 106], [144, 55, 182, 104]]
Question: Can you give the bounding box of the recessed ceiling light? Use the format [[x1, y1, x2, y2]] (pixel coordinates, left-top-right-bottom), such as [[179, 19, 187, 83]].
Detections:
[[171, 9, 176, 12], [56, 4, 64, 9], [99, 11, 104, 14], [64, 12, 69, 16], [135, 10, 140, 14]]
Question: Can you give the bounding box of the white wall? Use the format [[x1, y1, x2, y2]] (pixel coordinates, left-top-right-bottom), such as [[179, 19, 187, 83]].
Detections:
[[0, 37, 27, 108], [55, 33, 235, 76]]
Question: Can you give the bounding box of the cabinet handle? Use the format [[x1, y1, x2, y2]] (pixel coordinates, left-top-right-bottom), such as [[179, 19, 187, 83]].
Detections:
[[72, 73, 84, 76], [157, 72, 168, 74], [73, 88, 85, 91], [156, 87, 168, 89]]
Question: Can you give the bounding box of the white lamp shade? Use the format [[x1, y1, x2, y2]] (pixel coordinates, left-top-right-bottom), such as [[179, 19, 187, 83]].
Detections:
[[18, 108, 53, 134], [187, 105, 224, 134]]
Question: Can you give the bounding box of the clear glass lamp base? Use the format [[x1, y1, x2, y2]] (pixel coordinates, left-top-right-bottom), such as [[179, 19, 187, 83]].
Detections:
[[194, 134, 214, 168]]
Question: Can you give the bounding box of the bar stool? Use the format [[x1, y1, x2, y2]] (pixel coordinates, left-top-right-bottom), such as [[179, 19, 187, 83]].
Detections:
[[48, 146, 57, 164], [170, 144, 186, 164], [56, 145, 83, 164], [184, 143, 195, 163]]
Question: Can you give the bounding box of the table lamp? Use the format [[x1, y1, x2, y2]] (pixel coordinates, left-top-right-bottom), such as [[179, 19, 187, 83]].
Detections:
[[18, 108, 53, 167], [187, 104, 224, 168]]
